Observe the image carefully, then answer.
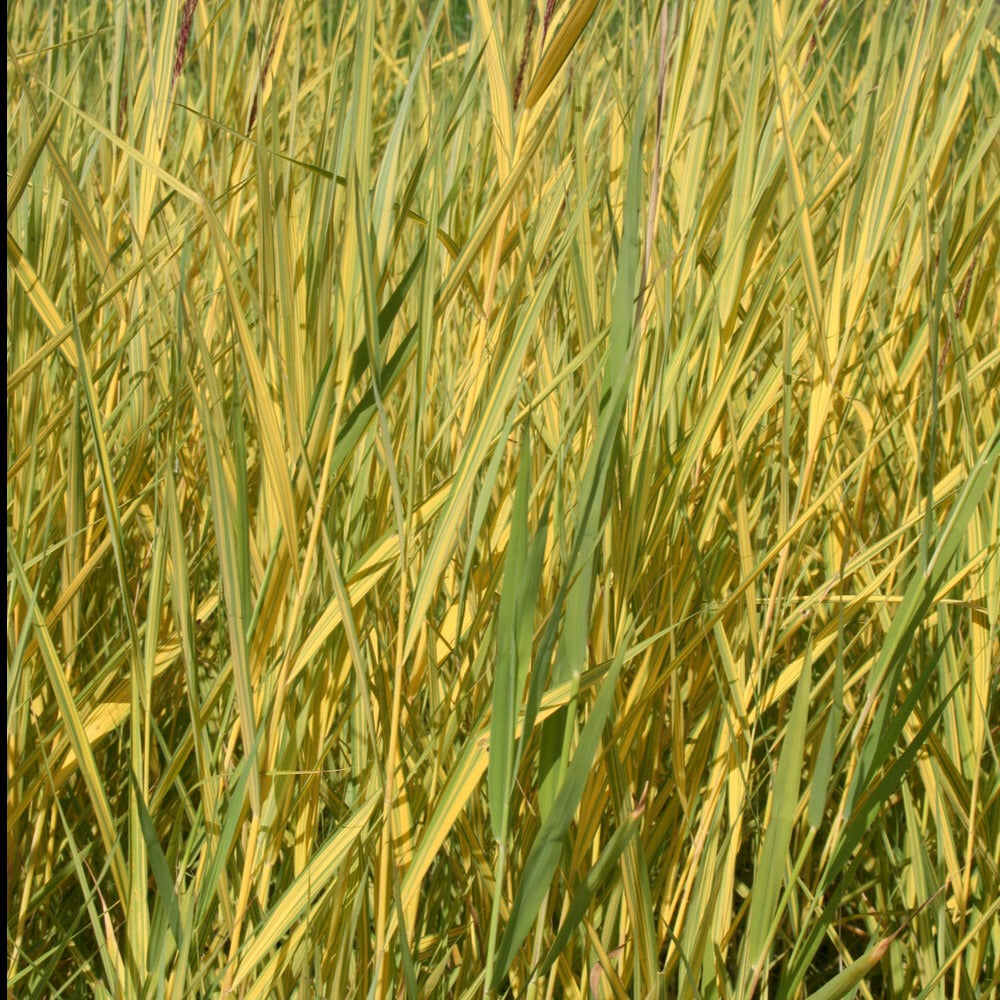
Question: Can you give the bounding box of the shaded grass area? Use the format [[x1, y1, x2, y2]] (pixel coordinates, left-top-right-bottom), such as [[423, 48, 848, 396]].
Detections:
[[7, 0, 999, 996]]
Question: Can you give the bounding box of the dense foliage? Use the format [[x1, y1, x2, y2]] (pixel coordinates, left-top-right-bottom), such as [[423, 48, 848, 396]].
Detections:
[[7, 1, 999, 996]]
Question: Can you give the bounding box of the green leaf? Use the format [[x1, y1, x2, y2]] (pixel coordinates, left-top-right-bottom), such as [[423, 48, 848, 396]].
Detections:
[[491, 625, 631, 989]]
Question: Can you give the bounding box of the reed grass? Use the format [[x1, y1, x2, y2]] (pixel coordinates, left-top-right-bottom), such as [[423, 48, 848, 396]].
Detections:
[[7, 1, 999, 997]]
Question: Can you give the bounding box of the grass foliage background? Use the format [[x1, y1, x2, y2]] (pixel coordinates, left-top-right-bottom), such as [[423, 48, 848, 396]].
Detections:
[[7, 0, 1000, 996]]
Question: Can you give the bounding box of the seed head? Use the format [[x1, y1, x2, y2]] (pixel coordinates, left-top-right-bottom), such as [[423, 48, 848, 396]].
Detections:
[[172, 0, 199, 84], [542, 0, 558, 43], [513, 4, 537, 111]]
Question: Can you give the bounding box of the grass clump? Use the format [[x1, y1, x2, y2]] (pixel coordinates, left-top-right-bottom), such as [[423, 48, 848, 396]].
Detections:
[[7, 0, 999, 996]]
